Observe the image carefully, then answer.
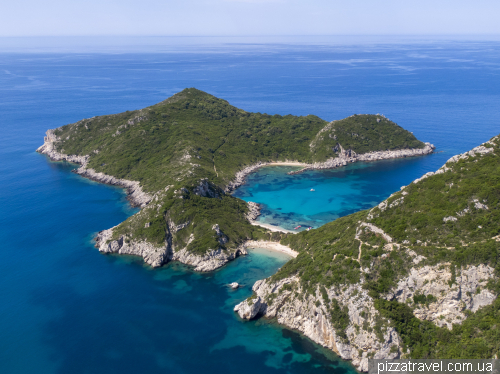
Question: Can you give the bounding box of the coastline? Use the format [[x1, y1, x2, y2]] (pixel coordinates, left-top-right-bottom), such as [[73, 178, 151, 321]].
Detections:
[[289, 142, 436, 175], [225, 160, 308, 192], [250, 220, 296, 234], [244, 240, 298, 258], [260, 161, 308, 167], [37, 129, 152, 208], [225, 144, 435, 192], [37, 129, 432, 274], [245, 201, 297, 234]]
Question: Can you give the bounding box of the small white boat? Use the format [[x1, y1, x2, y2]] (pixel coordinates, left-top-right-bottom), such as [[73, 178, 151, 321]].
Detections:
[[310, 188, 315, 192]]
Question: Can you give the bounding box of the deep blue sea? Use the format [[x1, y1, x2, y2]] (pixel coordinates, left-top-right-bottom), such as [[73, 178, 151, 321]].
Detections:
[[1, 36, 500, 373]]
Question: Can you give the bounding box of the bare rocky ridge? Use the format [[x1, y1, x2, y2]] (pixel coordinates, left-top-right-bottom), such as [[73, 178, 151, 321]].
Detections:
[[385, 264, 496, 329]]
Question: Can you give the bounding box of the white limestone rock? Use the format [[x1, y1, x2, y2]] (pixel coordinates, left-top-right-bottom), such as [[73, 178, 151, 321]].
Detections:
[[385, 263, 497, 329], [212, 224, 229, 245], [234, 296, 263, 319], [193, 178, 220, 198], [245, 201, 261, 221], [290, 142, 435, 175], [247, 277, 400, 372], [95, 228, 167, 268]]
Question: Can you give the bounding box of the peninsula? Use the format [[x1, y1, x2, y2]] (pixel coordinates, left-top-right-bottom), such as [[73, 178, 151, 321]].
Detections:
[[37, 88, 434, 272], [235, 135, 500, 370]]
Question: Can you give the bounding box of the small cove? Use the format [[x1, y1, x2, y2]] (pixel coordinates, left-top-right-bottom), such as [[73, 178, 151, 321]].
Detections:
[[233, 155, 440, 232]]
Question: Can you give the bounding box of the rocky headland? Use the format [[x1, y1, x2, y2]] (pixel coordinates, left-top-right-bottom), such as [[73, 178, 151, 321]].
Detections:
[[37, 89, 499, 370], [225, 145, 434, 192], [37, 129, 152, 208]]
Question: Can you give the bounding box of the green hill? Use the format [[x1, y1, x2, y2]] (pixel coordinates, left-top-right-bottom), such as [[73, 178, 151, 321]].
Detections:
[[247, 134, 500, 361], [39, 88, 430, 262]]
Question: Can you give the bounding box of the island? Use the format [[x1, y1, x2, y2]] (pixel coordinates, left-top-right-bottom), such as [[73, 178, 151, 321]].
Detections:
[[235, 135, 500, 370]]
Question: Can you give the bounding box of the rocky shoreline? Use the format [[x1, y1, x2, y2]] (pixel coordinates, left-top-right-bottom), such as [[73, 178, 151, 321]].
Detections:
[[289, 143, 435, 175], [224, 161, 307, 193], [37, 129, 152, 208], [234, 260, 497, 371], [37, 129, 434, 274], [234, 277, 401, 371], [224, 144, 434, 191], [95, 225, 249, 271], [36, 129, 270, 272]]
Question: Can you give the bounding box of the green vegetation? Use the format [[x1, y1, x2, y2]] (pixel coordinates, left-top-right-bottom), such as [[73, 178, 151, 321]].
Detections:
[[370, 149, 500, 247], [54, 88, 328, 192], [273, 134, 500, 358], [44, 88, 500, 359], [310, 114, 424, 160], [49, 88, 423, 256], [376, 297, 500, 359]]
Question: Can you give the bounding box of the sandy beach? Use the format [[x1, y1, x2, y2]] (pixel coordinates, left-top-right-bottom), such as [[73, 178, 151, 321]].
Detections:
[[244, 240, 299, 258], [250, 221, 296, 234], [260, 161, 308, 168], [225, 160, 309, 193]]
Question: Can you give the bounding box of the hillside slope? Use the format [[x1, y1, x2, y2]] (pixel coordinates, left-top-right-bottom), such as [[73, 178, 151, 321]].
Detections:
[[37, 88, 433, 270], [235, 135, 500, 371]]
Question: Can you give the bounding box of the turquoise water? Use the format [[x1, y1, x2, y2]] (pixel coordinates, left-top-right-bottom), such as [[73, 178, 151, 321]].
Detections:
[[233, 157, 440, 231], [1, 37, 500, 373]]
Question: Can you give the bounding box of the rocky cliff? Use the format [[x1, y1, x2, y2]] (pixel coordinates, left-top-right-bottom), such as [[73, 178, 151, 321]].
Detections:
[[37, 129, 152, 208], [235, 277, 401, 372], [95, 219, 248, 271]]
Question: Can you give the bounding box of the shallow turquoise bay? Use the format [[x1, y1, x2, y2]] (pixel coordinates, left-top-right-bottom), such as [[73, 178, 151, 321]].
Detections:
[[233, 157, 439, 231]]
